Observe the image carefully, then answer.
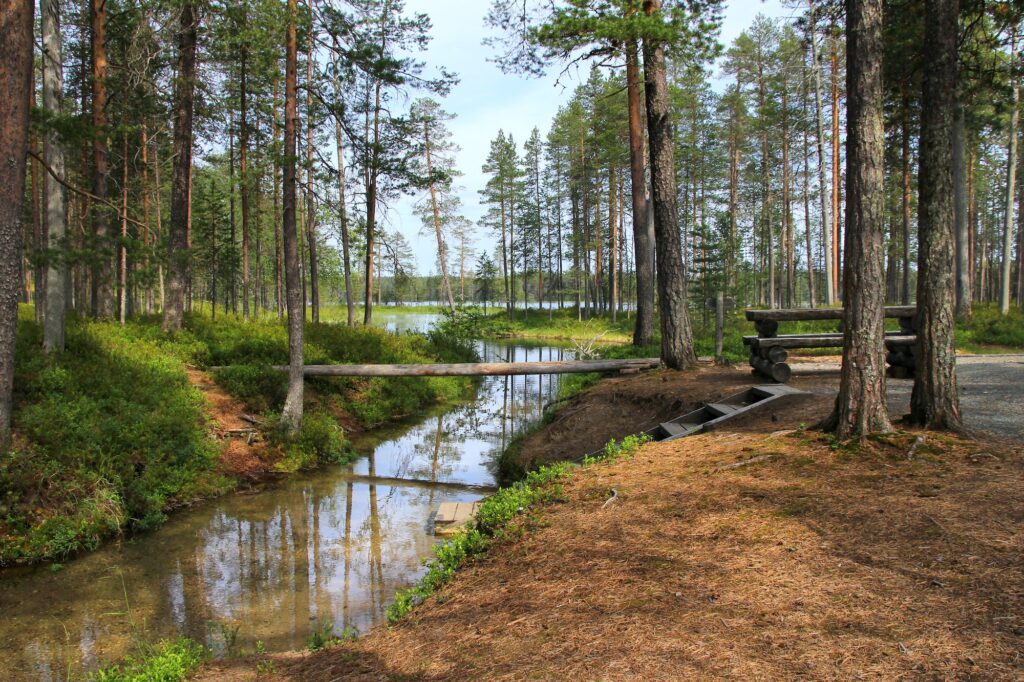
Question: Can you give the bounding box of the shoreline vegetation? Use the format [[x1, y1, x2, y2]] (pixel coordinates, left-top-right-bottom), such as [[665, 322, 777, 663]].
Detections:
[[2, 304, 477, 567]]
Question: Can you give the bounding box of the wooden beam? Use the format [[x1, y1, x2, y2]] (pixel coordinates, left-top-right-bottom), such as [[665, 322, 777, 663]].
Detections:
[[215, 358, 662, 377], [744, 334, 916, 349], [745, 305, 916, 322]]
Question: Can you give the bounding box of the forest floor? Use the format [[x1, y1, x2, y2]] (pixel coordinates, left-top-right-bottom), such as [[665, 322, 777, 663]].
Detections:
[[196, 356, 1024, 680]]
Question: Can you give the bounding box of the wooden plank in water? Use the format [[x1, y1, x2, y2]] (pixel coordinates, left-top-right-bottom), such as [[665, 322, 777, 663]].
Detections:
[[435, 501, 482, 536]]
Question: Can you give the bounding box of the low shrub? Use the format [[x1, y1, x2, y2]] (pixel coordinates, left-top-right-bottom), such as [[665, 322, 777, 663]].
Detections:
[[88, 637, 206, 682]]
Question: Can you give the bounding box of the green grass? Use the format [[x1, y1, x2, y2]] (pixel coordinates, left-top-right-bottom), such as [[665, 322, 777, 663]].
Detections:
[[88, 637, 206, 682], [3, 306, 477, 565], [467, 307, 636, 344]]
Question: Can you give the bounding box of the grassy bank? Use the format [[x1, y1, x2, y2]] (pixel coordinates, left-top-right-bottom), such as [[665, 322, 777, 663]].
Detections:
[[2, 306, 476, 566], [467, 303, 1024, 360]]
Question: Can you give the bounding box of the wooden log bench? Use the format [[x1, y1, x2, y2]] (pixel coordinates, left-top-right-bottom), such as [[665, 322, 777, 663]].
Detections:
[[744, 306, 918, 382]]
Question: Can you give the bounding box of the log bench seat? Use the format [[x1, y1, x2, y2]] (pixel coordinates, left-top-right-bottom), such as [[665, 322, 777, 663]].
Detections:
[[743, 306, 919, 382]]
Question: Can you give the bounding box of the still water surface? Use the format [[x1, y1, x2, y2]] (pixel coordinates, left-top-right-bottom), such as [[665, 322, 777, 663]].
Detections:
[[0, 313, 571, 680]]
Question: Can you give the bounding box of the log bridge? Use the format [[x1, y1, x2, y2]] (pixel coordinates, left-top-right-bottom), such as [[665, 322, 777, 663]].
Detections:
[[236, 358, 662, 377], [743, 306, 918, 383]]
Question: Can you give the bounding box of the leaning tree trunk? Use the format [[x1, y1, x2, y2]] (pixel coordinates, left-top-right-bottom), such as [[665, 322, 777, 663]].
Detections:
[[643, 0, 696, 370], [280, 0, 303, 431], [823, 0, 893, 438], [911, 0, 961, 430], [0, 0, 33, 451], [626, 41, 655, 347], [162, 1, 197, 333], [423, 120, 456, 313], [41, 0, 66, 351]]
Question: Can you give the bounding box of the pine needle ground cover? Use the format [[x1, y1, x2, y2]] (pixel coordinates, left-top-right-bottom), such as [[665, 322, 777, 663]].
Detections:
[[197, 426, 1022, 681], [1, 307, 475, 565]]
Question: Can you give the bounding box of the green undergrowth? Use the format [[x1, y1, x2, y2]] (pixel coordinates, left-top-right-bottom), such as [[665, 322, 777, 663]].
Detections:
[[186, 313, 476, 426], [4, 309, 226, 565], [3, 306, 476, 566], [386, 434, 650, 625], [87, 637, 207, 682], [956, 304, 1024, 352]]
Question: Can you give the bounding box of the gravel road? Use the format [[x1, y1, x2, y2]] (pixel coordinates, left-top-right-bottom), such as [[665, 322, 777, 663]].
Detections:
[[791, 355, 1024, 442]]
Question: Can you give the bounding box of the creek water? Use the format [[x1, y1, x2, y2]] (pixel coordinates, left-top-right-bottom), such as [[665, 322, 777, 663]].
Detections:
[[0, 313, 573, 681]]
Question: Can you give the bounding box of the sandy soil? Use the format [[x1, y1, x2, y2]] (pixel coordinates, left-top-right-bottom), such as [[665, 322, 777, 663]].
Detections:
[[194, 361, 1024, 681]]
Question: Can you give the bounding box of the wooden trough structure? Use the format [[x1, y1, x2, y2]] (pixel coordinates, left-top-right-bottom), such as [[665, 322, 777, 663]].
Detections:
[[743, 306, 918, 382], [645, 384, 808, 441]]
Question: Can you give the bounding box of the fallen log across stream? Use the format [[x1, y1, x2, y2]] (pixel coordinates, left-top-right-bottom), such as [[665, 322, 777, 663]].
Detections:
[[210, 358, 662, 377]]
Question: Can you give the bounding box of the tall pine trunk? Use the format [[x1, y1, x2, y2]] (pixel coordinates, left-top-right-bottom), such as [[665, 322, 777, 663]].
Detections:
[[643, 0, 695, 370], [808, 0, 834, 304], [162, 1, 197, 332], [305, 36, 319, 324], [240, 12, 251, 321], [1000, 32, 1018, 315], [0, 0, 33, 450], [830, 26, 842, 299], [281, 0, 304, 430], [911, 0, 962, 430], [91, 0, 112, 318], [824, 0, 893, 438], [953, 101, 971, 316], [41, 0, 66, 351]]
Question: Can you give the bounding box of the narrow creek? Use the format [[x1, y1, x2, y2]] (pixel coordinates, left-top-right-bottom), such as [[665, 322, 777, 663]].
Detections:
[[0, 313, 574, 680]]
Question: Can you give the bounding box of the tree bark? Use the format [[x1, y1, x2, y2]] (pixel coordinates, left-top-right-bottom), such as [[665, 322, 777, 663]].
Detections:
[[91, 0, 112, 318], [830, 25, 842, 299], [953, 100, 971, 316], [643, 0, 695, 370], [824, 0, 893, 438], [305, 34, 319, 324], [0, 0, 33, 451], [41, 0, 66, 351], [1000, 31, 1018, 315], [901, 93, 912, 304], [240, 9, 251, 321], [118, 132, 128, 324], [910, 0, 961, 430], [162, 1, 197, 333], [331, 48, 355, 326], [423, 119, 456, 313], [802, 59, 817, 307], [808, 0, 834, 304], [281, 0, 303, 431]]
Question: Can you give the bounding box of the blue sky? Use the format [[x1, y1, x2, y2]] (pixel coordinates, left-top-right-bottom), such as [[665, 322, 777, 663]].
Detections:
[[385, 0, 793, 273]]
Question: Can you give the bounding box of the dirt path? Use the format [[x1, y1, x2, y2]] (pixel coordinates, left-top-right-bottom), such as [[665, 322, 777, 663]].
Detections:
[[185, 368, 270, 480]]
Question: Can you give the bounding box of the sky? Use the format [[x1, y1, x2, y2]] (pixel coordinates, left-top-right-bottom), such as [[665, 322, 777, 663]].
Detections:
[[381, 0, 794, 273]]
